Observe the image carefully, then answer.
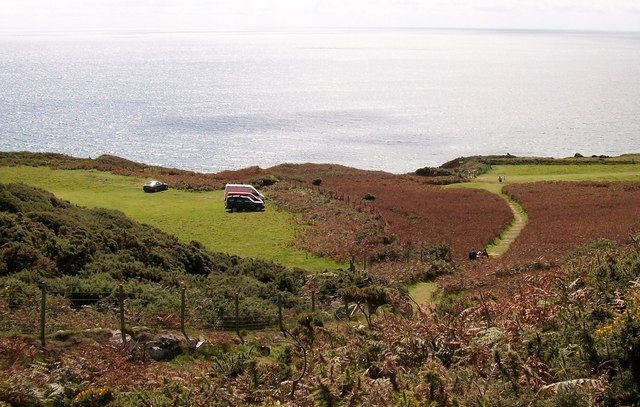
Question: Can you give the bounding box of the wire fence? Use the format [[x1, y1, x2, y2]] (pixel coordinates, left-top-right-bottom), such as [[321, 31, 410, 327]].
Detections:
[[289, 181, 388, 227], [0, 283, 346, 346]]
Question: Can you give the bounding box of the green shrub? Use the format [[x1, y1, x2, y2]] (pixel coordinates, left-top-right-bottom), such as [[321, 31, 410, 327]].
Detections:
[[4, 278, 37, 308], [553, 385, 591, 407], [423, 259, 454, 281], [0, 242, 47, 275], [571, 238, 618, 258], [435, 293, 474, 317], [414, 167, 453, 177], [212, 348, 255, 378]]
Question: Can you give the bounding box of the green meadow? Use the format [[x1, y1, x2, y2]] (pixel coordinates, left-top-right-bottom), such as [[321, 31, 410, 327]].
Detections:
[[484, 163, 640, 182], [0, 166, 344, 271], [449, 162, 640, 194]]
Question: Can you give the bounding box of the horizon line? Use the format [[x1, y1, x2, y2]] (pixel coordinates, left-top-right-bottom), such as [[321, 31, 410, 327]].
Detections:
[[2, 25, 639, 38]]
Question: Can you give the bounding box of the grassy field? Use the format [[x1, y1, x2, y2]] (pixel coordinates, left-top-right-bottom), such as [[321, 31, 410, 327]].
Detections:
[[0, 166, 343, 271], [480, 163, 640, 185], [447, 163, 640, 194]]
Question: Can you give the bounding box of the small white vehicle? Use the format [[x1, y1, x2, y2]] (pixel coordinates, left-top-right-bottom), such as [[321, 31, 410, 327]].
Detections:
[[224, 184, 264, 202]]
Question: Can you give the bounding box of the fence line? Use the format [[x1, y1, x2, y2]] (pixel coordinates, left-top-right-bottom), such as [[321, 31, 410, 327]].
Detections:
[[2, 283, 351, 346]]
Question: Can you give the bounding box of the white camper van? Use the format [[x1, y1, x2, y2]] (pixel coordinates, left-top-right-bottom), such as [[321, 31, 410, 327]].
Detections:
[[224, 184, 265, 202]]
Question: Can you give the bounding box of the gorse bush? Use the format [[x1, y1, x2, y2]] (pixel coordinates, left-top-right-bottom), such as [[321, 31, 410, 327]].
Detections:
[[4, 277, 36, 308], [525, 242, 640, 406], [414, 166, 453, 177], [340, 284, 391, 326]]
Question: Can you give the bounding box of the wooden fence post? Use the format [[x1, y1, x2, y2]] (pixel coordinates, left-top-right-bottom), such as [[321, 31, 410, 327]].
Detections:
[[311, 291, 316, 313], [218, 307, 224, 330], [119, 284, 126, 345], [345, 300, 350, 321], [278, 294, 284, 333], [39, 282, 46, 346], [181, 286, 189, 341], [235, 293, 243, 344]]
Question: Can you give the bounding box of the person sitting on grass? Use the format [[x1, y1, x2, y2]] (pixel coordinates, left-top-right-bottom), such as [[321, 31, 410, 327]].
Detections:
[[468, 248, 477, 260]]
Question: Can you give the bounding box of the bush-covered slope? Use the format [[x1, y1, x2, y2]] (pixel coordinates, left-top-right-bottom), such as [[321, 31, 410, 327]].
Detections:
[[0, 182, 309, 327], [1, 182, 216, 276]]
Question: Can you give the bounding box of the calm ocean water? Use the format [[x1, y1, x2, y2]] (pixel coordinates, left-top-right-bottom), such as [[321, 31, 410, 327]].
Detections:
[[1, 29, 639, 174]]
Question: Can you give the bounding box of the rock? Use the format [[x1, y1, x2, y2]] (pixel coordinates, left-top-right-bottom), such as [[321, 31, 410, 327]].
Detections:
[[144, 333, 183, 361], [187, 337, 206, 352], [108, 330, 131, 345]]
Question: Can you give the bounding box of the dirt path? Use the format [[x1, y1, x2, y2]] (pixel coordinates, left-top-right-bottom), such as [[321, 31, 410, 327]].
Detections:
[[450, 180, 528, 258], [488, 194, 527, 257]]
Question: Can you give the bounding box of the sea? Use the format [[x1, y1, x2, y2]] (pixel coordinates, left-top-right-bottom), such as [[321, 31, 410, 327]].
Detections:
[[1, 28, 639, 174]]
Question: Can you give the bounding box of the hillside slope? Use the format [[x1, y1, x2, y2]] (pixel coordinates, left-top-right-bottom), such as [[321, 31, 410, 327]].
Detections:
[[2, 154, 640, 405]]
